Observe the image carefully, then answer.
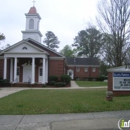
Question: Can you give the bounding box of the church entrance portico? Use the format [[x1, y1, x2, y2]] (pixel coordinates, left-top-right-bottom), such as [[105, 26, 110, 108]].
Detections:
[[3, 55, 48, 84]]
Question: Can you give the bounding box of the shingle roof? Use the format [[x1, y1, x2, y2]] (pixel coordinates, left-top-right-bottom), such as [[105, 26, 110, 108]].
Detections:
[[28, 6, 37, 14], [66, 57, 99, 66]]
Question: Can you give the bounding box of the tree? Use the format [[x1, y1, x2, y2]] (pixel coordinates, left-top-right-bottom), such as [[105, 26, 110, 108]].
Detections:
[[96, 0, 130, 66], [43, 31, 60, 51], [60, 45, 76, 57], [1, 44, 10, 50], [99, 60, 110, 76], [0, 33, 5, 41], [72, 27, 102, 58]]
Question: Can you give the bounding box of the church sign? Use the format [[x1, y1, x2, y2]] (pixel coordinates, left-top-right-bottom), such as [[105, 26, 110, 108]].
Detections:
[[113, 72, 130, 91]]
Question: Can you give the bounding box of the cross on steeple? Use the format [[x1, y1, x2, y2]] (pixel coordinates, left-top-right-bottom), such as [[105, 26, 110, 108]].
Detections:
[[33, 0, 36, 6]]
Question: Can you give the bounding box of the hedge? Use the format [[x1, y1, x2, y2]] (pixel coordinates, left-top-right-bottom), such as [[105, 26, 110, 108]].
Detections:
[[60, 75, 71, 85], [0, 79, 10, 87], [49, 76, 58, 82], [54, 82, 66, 87]]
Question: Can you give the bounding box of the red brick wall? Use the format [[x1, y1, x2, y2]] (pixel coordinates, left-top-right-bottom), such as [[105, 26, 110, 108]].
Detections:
[[7, 59, 10, 80], [35, 66, 38, 82], [108, 72, 113, 91], [108, 72, 130, 96], [90, 67, 99, 78], [20, 66, 23, 82], [0, 59, 4, 78], [49, 60, 65, 77], [67, 66, 99, 79]]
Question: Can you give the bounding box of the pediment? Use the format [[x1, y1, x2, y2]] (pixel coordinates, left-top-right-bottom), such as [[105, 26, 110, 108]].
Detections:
[[4, 41, 47, 54]]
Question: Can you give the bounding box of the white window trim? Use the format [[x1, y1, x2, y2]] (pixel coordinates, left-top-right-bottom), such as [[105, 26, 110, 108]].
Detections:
[[76, 67, 80, 72], [92, 68, 96, 72], [84, 67, 88, 72]]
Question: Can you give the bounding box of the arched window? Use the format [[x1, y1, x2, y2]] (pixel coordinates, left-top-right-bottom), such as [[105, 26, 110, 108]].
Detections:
[[22, 47, 27, 50], [29, 19, 34, 29]]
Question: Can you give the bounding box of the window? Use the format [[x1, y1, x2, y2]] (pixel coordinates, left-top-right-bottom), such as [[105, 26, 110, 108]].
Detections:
[[29, 19, 34, 29], [84, 67, 88, 72], [76, 67, 80, 72], [17, 68, 19, 76], [39, 68, 42, 76], [92, 68, 96, 72], [22, 47, 27, 50]]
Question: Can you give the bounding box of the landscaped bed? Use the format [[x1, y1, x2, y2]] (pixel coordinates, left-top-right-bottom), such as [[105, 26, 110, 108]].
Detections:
[[76, 81, 107, 87], [0, 89, 130, 115]]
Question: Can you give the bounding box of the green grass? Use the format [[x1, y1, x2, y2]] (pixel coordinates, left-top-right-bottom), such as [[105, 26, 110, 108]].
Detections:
[[76, 81, 107, 87], [0, 89, 130, 115]]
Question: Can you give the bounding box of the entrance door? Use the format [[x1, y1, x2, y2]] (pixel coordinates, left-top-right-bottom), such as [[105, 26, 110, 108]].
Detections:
[[67, 69, 74, 79], [23, 65, 32, 82]]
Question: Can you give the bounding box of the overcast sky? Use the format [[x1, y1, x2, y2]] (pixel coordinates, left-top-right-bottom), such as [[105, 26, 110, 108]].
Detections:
[[0, 0, 98, 51]]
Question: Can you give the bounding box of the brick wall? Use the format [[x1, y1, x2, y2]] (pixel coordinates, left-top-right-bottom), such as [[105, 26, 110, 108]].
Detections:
[[49, 60, 65, 77], [90, 67, 99, 78], [0, 59, 4, 78], [67, 66, 99, 79], [108, 72, 113, 91]]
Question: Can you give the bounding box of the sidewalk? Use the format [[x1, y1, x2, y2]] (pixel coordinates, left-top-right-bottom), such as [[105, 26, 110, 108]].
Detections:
[[70, 80, 80, 88], [0, 110, 129, 130], [0, 87, 29, 98]]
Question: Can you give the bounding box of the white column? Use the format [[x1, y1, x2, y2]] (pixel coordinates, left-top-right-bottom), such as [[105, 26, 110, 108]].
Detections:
[[42, 58, 46, 84], [4, 57, 7, 79], [10, 59, 13, 82], [14, 57, 17, 82], [31, 57, 35, 84], [45, 59, 48, 83]]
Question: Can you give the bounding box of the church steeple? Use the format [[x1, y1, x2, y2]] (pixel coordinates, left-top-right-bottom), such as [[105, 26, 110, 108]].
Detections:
[[21, 5, 42, 43]]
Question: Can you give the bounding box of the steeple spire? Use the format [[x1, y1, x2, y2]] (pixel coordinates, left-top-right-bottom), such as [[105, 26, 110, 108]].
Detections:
[[33, 0, 36, 6]]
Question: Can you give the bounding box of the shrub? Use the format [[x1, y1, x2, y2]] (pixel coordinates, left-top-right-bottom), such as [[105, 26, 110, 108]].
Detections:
[[49, 81, 56, 86], [49, 76, 58, 82], [88, 78, 92, 81], [97, 75, 107, 81], [42, 84, 47, 87], [0, 79, 10, 87], [54, 82, 66, 87], [60, 75, 71, 85]]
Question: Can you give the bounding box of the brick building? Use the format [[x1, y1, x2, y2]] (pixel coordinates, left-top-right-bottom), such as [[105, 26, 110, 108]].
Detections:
[[66, 57, 99, 80]]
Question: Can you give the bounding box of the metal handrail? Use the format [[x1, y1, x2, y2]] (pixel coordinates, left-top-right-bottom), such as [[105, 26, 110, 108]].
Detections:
[[28, 78, 31, 84], [13, 78, 18, 83]]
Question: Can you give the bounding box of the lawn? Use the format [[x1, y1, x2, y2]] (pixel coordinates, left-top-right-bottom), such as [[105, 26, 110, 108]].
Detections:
[[0, 89, 130, 115], [76, 81, 107, 87]]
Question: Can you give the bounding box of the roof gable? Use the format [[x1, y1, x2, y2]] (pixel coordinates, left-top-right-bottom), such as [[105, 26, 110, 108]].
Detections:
[[0, 38, 64, 57], [26, 38, 64, 57], [2, 40, 47, 54]]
